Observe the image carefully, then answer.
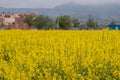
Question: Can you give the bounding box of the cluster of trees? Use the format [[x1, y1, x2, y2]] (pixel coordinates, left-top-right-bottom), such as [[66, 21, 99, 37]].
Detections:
[[24, 14, 99, 30], [24, 15, 53, 30], [24, 15, 81, 30]]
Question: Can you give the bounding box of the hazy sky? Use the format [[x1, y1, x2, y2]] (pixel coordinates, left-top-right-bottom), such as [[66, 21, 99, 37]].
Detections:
[[0, 0, 120, 8]]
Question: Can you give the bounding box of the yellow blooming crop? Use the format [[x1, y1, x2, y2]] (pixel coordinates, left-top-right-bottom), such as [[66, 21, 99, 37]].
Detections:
[[0, 30, 120, 80]]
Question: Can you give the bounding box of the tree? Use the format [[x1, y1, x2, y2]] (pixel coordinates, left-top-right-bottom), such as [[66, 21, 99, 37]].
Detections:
[[110, 19, 116, 25], [72, 18, 80, 28], [56, 15, 72, 29], [24, 15, 34, 28], [95, 22, 98, 29], [0, 23, 5, 29], [86, 15, 96, 29], [0, 23, 1, 29], [34, 15, 54, 29]]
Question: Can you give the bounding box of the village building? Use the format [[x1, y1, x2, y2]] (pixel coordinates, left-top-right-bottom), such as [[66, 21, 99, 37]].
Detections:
[[0, 12, 35, 29]]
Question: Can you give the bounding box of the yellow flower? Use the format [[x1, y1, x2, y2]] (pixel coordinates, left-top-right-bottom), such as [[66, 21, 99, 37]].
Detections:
[[0, 30, 120, 79]]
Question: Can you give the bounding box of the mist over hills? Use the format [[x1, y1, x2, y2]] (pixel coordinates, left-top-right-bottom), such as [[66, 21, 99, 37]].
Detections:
[[0, 3, 120, 25]]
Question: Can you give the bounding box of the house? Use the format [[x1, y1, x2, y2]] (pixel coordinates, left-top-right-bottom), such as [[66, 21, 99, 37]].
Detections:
[[0, 12, 35, 30], [108, 25, 120, 30]]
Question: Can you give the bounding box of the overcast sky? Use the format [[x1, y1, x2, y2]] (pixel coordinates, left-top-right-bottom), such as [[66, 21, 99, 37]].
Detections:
[[0, 0, 120, 8]]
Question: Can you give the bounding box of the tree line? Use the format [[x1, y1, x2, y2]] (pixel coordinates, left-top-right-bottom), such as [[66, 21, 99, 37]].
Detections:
[[24, 14, 99, 30]]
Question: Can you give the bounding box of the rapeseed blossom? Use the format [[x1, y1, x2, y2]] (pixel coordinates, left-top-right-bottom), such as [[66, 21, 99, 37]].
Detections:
[[0, 30, 120, 79]]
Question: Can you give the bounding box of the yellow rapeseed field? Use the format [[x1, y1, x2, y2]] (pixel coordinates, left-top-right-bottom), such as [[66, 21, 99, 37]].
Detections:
[[0, 30, 120, 80]]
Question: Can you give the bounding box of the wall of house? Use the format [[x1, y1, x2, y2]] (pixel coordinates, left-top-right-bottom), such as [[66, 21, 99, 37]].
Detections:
[[0, 13, 32, 30]]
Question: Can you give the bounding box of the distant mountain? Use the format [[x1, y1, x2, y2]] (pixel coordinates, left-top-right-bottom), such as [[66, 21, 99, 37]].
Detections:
[[54, 3, 120, 24], [0, 3, 120, 25], [54, 3, 120, 15]]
